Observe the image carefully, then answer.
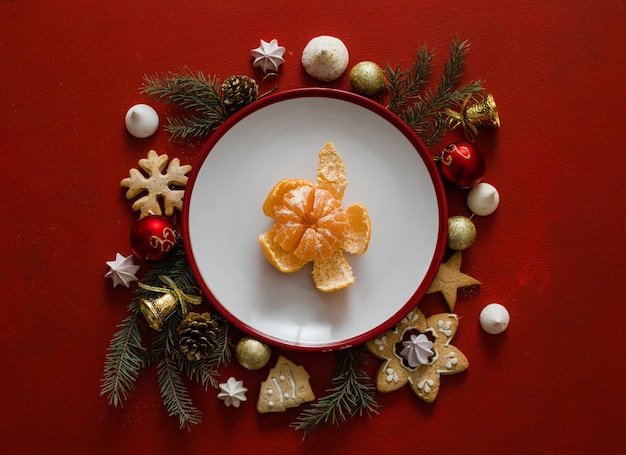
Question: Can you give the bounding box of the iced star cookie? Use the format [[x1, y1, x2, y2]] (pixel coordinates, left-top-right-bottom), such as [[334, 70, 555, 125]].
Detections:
[[365, 307, 468, 403]]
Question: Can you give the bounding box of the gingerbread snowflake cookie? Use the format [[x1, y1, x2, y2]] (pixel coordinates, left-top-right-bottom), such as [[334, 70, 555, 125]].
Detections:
[[365, 307, 468, 403], [257, 356, 315, 413], [120, 150, 192, 218]]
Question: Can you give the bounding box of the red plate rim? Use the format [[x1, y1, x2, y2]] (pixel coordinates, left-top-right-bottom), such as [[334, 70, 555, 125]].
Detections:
[[181, 87, 448, 351]]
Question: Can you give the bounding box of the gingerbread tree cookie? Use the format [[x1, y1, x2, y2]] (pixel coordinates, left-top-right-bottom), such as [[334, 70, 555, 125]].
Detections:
[[365, 307, 468, 403], [257, 356, 315, 413], [120, 150, 192, 218]]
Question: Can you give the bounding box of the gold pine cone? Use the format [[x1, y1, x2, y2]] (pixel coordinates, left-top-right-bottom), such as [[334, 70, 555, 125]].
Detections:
[[221, 75, 258, 112], [177, 312, 220, 361]]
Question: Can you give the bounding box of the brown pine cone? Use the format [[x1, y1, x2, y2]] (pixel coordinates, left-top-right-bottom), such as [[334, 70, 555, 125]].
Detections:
[[177, 312, 220, 361], [221, 75, 258, 112]]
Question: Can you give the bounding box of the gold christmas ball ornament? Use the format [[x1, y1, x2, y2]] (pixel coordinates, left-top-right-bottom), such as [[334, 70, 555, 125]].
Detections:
[[349, 61, 386, 96], [235, 337, 272, 370], [447, 215, 476, 251]]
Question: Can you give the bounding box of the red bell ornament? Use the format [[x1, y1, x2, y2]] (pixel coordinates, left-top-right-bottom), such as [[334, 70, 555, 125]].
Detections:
[[130, 215, 178, 262], [437, 142, 486, 188]]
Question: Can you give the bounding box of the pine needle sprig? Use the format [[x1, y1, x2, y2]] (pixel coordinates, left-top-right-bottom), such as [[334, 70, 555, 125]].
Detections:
[[102, 243, 231, 427], [291, 346, 381, 438], [164, 114, 224, 140], [385, 37, 484, 147], [100, 300, 146, 407], [385, 45, 434, 113], [157, 354, 202, 429], [141, 70, 229, 140]]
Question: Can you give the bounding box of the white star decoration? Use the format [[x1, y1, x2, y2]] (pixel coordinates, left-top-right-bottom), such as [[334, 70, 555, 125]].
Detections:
[[104, 253, 140, 288], [217, 377, 248, 408], [251, 39, 285, 73]]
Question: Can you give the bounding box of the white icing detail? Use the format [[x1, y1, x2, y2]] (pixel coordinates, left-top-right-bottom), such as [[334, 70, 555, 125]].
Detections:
[[442, 352, 458, 369], [267, 389, 273, 396], [279, 374, 285, 381], [401, 311, 419, 325], [437, 320, 453, 337], [417, 379, 435, 394], [268, 401, 274, 407], [385, 367, 399, 383], [374, 336, 387, 351], [284, 392, 290, 398], [272, 378, 284, 404], [288, 370, 296, 399]]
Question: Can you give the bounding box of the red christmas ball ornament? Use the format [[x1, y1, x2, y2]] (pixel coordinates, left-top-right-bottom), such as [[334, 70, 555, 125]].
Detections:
[[130, 215, 178, 262], [437, 142, 486, 188]]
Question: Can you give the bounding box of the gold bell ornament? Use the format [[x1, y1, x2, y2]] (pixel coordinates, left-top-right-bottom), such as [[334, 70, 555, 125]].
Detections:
[[445, 94, 500, 142], [138, 275, 203, 330], [140, 292, 179, 331]]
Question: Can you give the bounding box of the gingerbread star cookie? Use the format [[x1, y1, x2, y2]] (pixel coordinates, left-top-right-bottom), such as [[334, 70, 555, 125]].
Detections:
[[426, 251, 480, 311], [365, 307, 468, 403]]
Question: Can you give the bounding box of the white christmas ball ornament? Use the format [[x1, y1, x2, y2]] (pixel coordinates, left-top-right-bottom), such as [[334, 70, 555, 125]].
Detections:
[[479, 303, 510, 334], [301, 35, 349, 82], [467, 182, 500, 216], [125, 104, 159, 138]]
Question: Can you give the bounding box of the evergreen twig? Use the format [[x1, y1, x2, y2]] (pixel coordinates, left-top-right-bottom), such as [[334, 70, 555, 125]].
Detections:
[[384, 36, 484, 146], [385, 45, 434, 113], [158, 354, 202, 429], [141, 70, 230, 140], [291, 346, 380, 438], [100, 300, 145, 407], [101, 245, 231, 427]]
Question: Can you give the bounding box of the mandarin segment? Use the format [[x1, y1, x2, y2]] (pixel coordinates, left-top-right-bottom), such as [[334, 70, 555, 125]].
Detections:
[[342, 203, 371, 255], [263, 179, 314, 217], [317, 142, 348, 201], [258, 226, 308, 273]]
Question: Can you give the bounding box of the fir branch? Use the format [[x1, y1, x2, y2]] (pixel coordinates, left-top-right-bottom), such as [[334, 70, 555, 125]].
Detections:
[[385, 45, 434, 112], [164, 114, 224, 140], [385, 37, 484, 147], [141, 70, 229, 140], [102, 244, 230, 428], [157, 353, 202, 429], [100, 300, 146, 407], [291, 346, 381, 438], [142, 70, 224, 113]]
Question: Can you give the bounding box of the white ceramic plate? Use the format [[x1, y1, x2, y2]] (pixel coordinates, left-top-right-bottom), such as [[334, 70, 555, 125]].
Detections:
[[182, 89, 447, 351]]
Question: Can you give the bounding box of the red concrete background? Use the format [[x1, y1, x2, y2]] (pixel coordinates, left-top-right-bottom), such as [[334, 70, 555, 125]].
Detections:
[[1, 1, 624, 453]]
